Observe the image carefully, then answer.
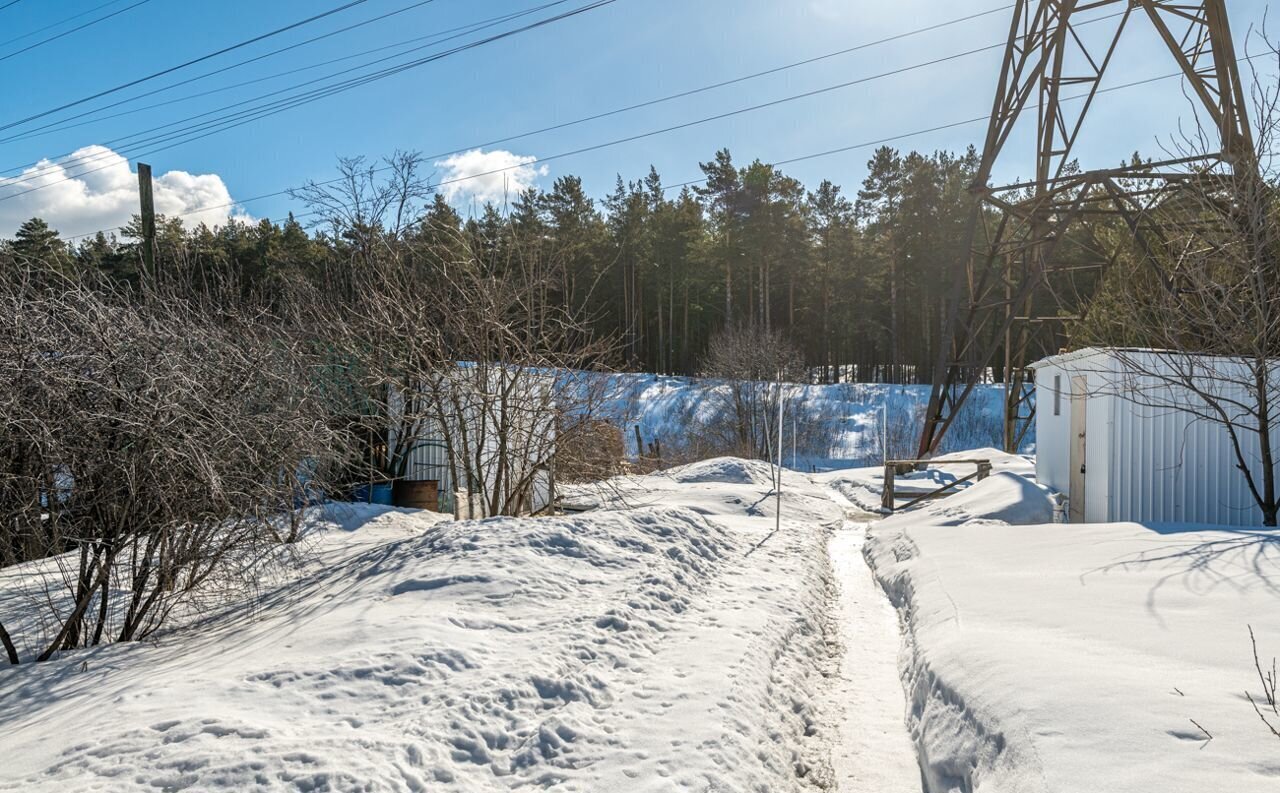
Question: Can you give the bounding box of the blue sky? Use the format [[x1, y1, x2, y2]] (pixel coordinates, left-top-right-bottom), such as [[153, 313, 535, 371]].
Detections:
[[0, 0, 1275, 237]]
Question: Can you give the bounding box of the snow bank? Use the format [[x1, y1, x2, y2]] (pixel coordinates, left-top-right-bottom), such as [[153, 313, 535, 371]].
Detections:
[[885, 471, 1054, 528], [666, 456, 778, 486], [932, 447, 1035, 478], [867, 473, 1280, 792], [814, 450, 1041, 518], [1, 465, 844, 792]]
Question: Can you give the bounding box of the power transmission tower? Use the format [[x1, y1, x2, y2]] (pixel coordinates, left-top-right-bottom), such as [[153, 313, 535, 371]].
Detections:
[[918, 0, 1254, 458]]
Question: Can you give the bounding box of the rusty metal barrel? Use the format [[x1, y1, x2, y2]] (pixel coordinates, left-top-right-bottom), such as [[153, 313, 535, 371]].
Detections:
[[393, 480, 440, 511]]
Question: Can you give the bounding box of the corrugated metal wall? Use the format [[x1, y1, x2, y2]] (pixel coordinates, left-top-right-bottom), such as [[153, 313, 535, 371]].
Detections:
[[1107, 375, 1265, 526], [1036, 349, 1278, 526]]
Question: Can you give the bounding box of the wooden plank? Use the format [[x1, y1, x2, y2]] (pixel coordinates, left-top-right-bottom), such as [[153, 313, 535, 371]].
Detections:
[[897, 470, 983, 512]]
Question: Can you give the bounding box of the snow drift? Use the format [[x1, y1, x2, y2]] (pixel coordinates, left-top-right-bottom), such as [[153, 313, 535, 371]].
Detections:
[[666, 456, 778, 486], [866, 462, 1280, 792], [1, 467, 844, 792]]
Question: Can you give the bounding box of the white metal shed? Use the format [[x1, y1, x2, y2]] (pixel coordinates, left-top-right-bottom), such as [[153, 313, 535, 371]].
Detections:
[[1029, 347, 1278, 526]]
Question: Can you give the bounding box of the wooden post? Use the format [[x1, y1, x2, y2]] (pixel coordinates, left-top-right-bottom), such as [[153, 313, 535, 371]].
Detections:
[[882, 463, 896, 511], [137, 163, 157, 284], [634, 425, 644, 458], [978, 461, 992, 481]]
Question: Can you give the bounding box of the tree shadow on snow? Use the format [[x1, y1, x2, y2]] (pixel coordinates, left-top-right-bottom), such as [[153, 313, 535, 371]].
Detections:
[[0, 507, 461, 727], [1086, 525, 1280, 626]]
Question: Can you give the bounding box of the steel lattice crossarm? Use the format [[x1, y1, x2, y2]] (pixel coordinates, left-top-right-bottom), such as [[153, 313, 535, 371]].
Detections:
[[918, 0, 1255, 458]]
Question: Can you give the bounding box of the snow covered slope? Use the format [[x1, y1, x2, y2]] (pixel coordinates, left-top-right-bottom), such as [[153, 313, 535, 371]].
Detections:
[[865, 467, 1280, 792], [1, 466, 846, 792], [598, 374, 1017, 466]]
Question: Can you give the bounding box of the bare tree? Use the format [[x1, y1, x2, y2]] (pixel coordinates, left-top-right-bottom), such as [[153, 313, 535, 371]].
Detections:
[[1247, 626, 1280, 740], [290, 163, 618, 518], [415, 220, 616, 517], [699, 323, 805, 461]]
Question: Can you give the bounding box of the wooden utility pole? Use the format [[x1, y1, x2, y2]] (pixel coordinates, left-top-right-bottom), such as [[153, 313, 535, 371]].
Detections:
[[137, 162, 157, 283]]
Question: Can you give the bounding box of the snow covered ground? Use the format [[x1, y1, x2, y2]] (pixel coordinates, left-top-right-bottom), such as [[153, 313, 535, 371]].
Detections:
[[0, 460, 886, 792], [6, 443, 1277, 792], [861, 459, 1280, 792]]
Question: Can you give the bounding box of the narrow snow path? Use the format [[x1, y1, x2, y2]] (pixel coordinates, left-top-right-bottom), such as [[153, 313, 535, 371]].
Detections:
[[825, 496, 921, 792]]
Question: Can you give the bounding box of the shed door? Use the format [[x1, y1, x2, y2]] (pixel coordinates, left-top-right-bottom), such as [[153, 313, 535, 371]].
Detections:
[[1069, 376, 1088, 523]]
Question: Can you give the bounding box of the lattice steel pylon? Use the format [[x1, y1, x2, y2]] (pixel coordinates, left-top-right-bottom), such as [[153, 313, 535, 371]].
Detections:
[[918, 0, 1255, 458]]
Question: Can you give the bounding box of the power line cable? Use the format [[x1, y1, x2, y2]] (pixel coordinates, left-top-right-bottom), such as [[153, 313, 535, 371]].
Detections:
[[4, 0, 460, 143], [0, 0, 621, 195], [9, 0, 999, 148], [0, 2, 1120, 194], [0, 0, 372, 133], [0, 0, 151, 63], [2, 0, 1012, 173], [2, 2, 1127, 201], [0, 1, 25, 13], [0, 2, 1049, 189], [0, 1, 570, 152], [0, 1, 127, 48]]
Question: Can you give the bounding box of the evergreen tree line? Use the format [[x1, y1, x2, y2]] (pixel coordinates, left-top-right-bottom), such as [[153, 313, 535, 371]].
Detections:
[[2, 145, 1044, 383]]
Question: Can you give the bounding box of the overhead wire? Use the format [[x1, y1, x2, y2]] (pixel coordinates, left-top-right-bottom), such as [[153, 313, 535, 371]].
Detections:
[[1, 0, 480, 145], [0, 1, 570, 155], [0, 2, 1043, 192], [0, 0, 372, 134], [0, 0, 151, 63], [0, 1, 128, 49], [3, 3, 1124, 202], [5, 0, 998, 149], [0, 0, 621, 197]]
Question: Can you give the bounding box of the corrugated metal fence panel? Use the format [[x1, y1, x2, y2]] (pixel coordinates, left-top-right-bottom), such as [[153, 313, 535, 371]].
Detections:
[[404, 436, 451, 488]]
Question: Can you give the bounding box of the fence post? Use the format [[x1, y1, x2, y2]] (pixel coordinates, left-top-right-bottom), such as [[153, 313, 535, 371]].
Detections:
[[882, 463, 896, 511]]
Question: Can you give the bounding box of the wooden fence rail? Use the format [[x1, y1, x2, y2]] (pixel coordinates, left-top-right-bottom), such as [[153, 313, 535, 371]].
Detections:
[[882, 459, 992, 512]]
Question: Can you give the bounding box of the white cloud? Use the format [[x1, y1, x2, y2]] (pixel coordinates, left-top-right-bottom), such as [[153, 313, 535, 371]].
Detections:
[[0, 145, 251, 239], [434, 149, 548, 209], [809, 0, 843, 21]]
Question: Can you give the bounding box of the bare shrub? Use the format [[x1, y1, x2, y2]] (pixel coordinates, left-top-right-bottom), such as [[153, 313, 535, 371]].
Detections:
[[415, 228, 616, 517], [0, 266, 338, 663], [548, 419, 625, 484]]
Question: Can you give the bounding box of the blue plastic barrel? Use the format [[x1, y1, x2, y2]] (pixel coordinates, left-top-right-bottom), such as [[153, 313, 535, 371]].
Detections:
[[352, 482, 394, 505]]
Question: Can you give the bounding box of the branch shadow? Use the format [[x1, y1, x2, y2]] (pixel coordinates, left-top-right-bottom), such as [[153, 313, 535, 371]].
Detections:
[[1083, 524, 1280, 626], [0, 508, 460, 728]]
